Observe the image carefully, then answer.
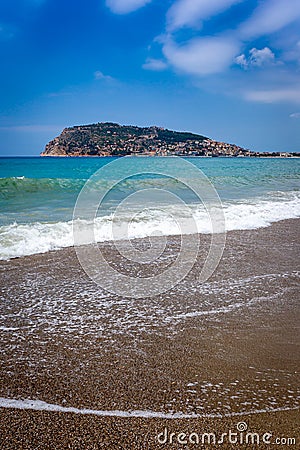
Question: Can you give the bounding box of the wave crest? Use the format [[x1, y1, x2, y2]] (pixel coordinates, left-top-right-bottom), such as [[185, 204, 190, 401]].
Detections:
[[0, 191, 299, 260]]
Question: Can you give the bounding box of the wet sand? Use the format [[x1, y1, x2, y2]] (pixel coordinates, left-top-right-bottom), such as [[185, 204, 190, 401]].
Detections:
[[0, 408, 299, 449], [0, 219, 299, 449]]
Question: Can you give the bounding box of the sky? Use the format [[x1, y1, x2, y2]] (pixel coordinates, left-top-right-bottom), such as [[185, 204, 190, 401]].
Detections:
[[0, 0, 300, 155]]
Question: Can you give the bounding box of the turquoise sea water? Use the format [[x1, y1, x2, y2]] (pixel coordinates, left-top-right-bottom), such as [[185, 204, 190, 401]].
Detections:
[[0, 156, 299, 259]]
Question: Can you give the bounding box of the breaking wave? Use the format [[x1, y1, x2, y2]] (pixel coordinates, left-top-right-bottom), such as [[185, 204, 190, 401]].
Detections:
[[0, 191, 299, 260]]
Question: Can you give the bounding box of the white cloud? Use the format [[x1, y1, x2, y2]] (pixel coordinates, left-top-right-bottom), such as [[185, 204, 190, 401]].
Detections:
[[166, 0, 243, 32], [290, 112, 300, 119], [249, 47, 275, 66], [142, 58, 168, 71], [94, 71, 114, 81], [105, 0, 151, 14], [244, 88, 300, 104], [236, 47, 275, 68], [240, 0, 300, 38], [235, 53, 247, 68], [163, 36, 240, 75], [139, 0, 300, 108]]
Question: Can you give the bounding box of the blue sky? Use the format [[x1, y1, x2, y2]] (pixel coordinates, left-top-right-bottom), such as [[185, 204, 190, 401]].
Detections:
[[0, 0, 300, 155]]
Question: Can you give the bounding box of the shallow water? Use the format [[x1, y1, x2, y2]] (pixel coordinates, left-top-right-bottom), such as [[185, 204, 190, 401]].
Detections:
[[0, 221, 299, 416]]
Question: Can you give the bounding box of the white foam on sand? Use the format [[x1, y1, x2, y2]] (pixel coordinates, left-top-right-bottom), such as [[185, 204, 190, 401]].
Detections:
[[0, 397, 298, 419]]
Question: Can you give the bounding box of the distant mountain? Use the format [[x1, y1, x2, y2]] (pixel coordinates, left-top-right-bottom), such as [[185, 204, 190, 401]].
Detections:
[[41, 122, 296, 157]]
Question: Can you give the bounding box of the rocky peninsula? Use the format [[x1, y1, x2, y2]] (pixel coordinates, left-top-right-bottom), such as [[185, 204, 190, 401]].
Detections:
[[41, 122, 296, 157]]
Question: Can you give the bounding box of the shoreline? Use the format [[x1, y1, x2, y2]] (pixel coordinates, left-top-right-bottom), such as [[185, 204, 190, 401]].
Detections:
[[1, 218, 299, 448], [1, 154, 300, 158], [0, 396, 299, 419], [39, 154, 300, 158], [1, 216, 300, 263]]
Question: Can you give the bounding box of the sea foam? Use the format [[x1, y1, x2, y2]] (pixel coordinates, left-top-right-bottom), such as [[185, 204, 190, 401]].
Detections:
[[0, 191, 299, 260]]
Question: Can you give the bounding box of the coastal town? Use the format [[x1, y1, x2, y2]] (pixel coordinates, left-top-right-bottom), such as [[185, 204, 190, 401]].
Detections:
[[41, 122, 298, 158]]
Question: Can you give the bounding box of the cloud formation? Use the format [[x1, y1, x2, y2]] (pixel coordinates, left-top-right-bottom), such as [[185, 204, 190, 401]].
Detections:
[[166, 0, 243, 31], [245, 88, 300, 104], [290, 112, 300, 119], [129, 0, 300, 104], [142, 58, 168, 71], [94, 70, 114, 81], [236, 47, 275, 68], [163, 36, 239, 75], [240, 0, 300, 38], [106, 0, 151, 14]]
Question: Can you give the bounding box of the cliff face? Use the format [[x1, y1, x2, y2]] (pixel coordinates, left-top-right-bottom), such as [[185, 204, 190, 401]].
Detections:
[[42, 129, 72, 156], [41, 122, 249, 157], [42, 126, 103, 157]]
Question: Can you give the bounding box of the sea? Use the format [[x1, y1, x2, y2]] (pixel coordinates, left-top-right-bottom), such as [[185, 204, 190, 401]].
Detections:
[[0, 156, 299, 260]]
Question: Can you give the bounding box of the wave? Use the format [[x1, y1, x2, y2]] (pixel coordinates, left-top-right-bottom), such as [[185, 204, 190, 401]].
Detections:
[[0, 176, 192, 201], [0, 191, 299, 260], [0, 176, 84, 199], [1, 174, 299, 202]]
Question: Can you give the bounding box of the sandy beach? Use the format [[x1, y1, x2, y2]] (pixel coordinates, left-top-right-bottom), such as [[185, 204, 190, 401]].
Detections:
[[0, 218, 299, 449]]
